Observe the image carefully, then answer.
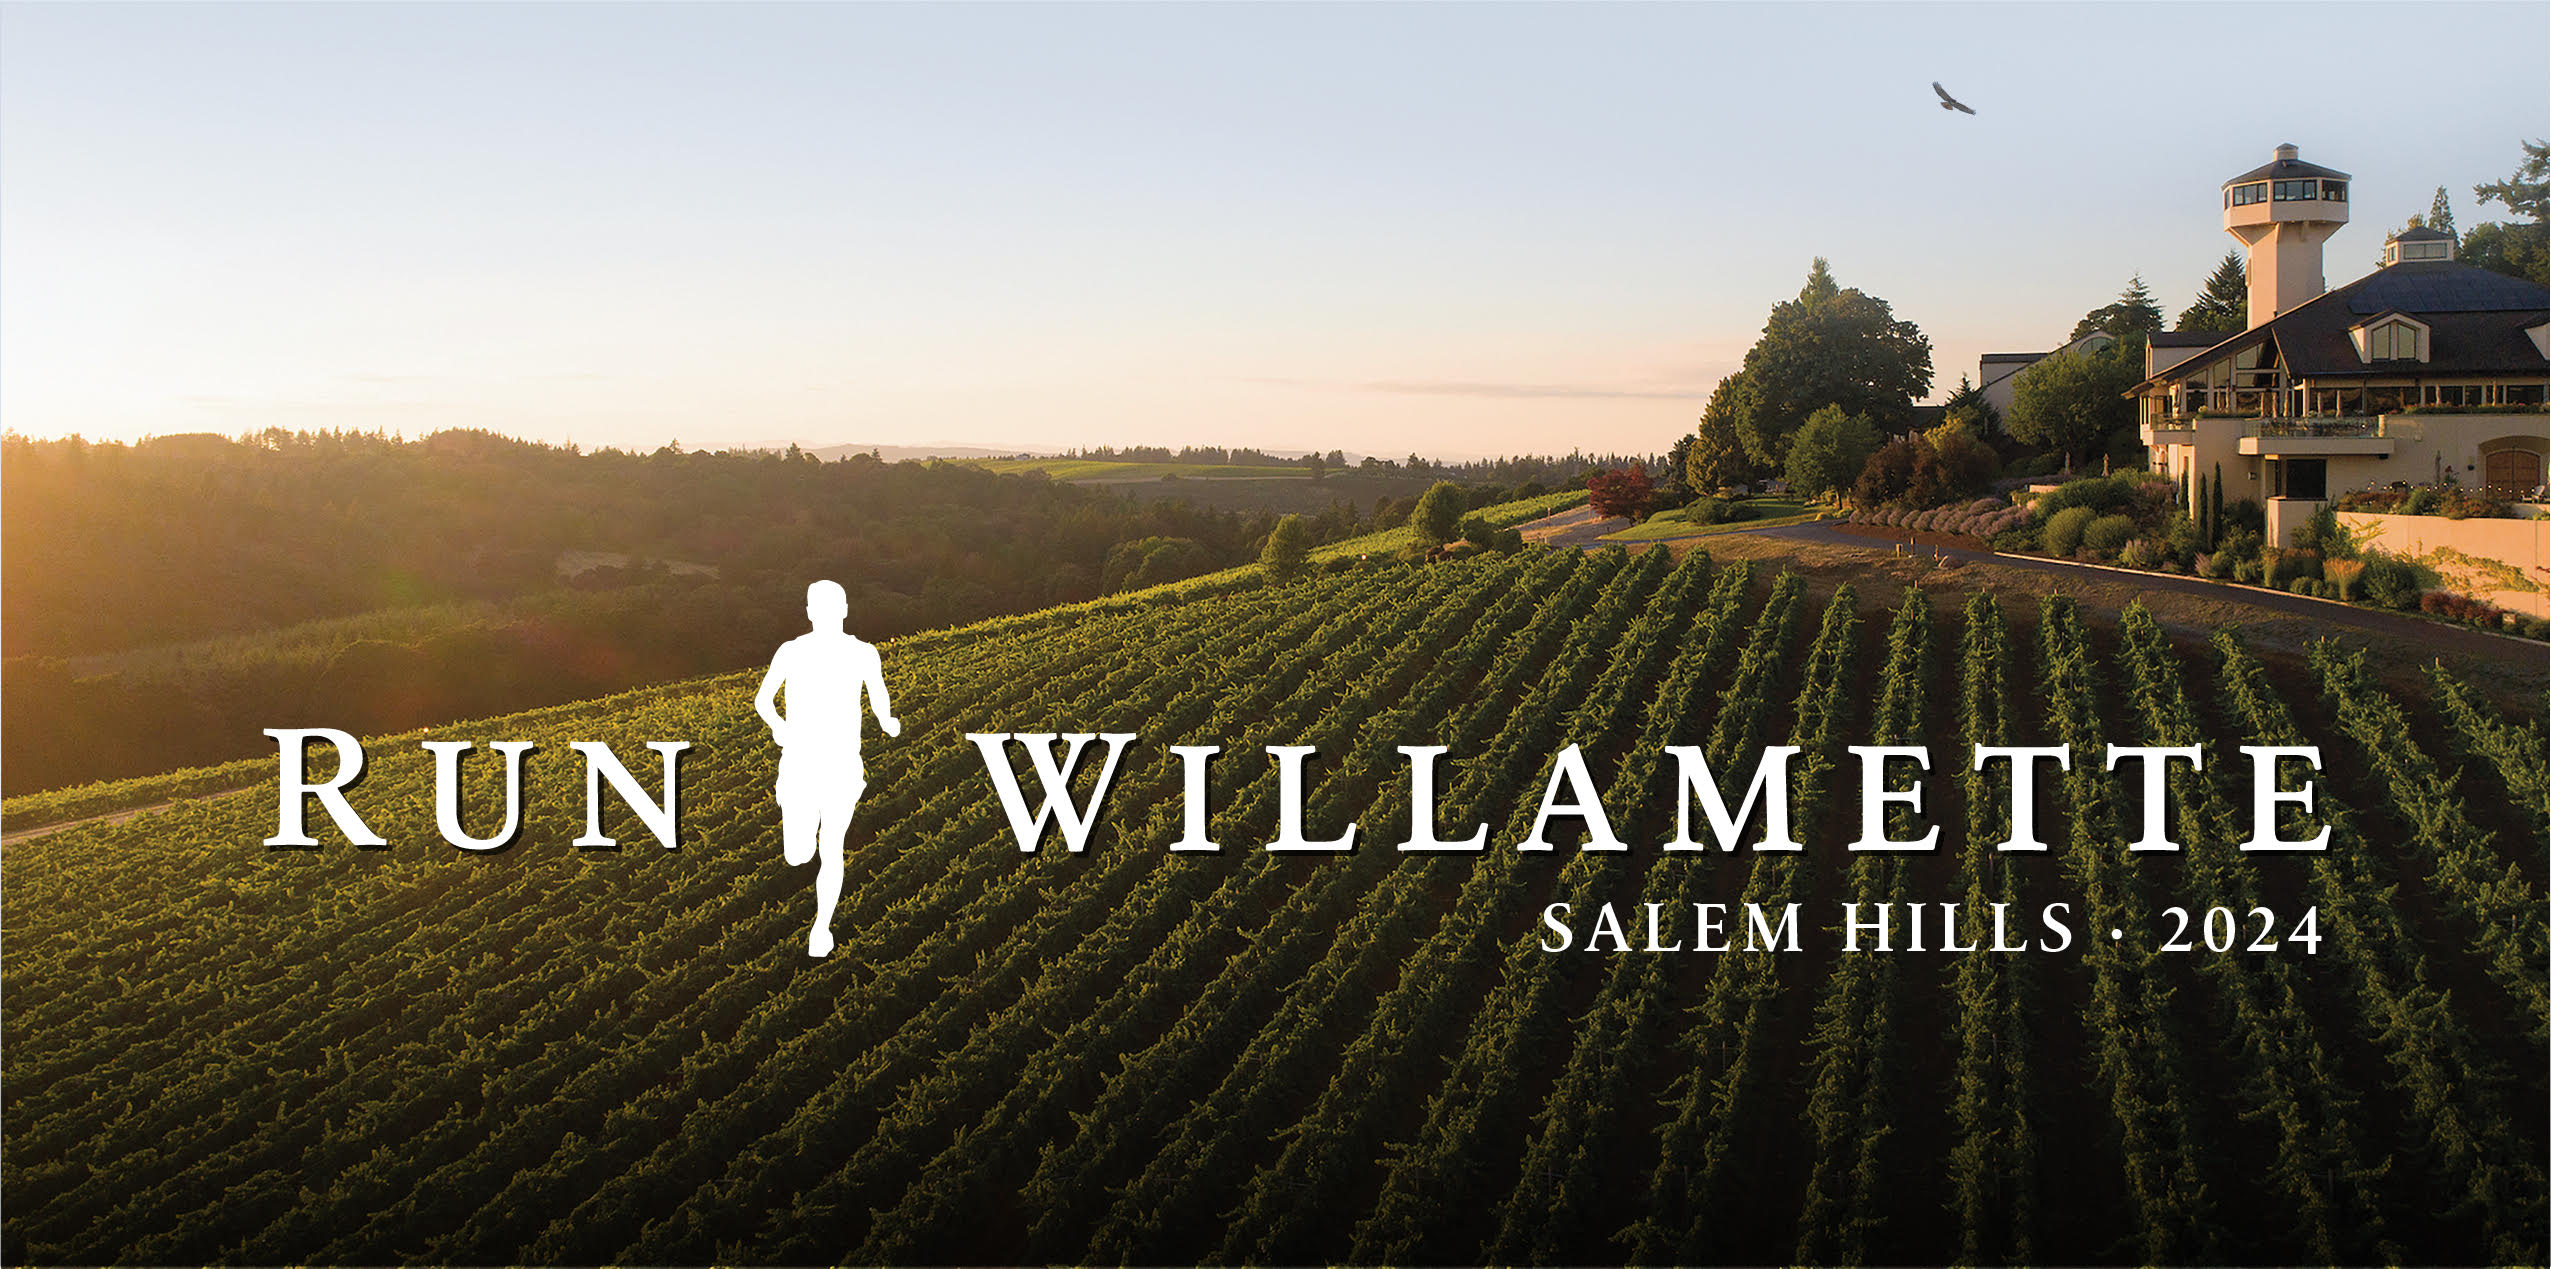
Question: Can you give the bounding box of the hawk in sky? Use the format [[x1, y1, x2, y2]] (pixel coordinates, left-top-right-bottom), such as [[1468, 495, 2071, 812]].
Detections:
[[1933, 82, 1976, 114]]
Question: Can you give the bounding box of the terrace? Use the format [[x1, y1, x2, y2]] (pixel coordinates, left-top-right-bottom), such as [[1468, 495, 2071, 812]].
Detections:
[[2239, 416, 2393, 457]]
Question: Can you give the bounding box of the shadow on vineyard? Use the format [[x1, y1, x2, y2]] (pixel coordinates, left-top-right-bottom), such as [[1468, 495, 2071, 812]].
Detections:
[[2, 549, 2544, 1265]]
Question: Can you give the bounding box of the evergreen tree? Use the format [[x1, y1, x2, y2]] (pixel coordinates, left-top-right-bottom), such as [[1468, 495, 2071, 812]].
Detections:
[[2174, 252, 2248, 333], [1260, 514, 1311, 582], [2473, 139, 2548, 223], [1686, 376, 1761, 493], [2428, 185, 2456, 239], [2211, 462, 2225, 548], [1942, 373, 2001, 433], [2463, 139, 2549, 285], [2071, 275, 2166, 346]]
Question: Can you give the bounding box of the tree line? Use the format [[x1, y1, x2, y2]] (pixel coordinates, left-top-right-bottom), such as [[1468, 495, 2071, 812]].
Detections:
[[0, 428, 1421, 792]]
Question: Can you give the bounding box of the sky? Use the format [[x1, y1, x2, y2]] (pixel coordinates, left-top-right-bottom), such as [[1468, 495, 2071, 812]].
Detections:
[[3, 2, 2544, 461]]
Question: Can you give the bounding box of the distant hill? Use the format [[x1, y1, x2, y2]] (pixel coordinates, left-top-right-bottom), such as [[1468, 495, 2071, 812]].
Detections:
[[805, 442, 1062, 463]]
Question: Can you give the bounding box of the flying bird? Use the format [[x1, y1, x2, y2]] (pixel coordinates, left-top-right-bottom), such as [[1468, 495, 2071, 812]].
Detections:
[[1933, 82, 1976, 114]]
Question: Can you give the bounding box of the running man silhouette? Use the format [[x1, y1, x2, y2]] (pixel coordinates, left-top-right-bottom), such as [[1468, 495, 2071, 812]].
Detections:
[[756, 580, 899, 957]]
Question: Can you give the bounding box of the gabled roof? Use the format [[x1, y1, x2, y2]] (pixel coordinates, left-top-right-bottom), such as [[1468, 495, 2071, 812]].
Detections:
[[2132, 260, 2548, 392], [2224, 154, 2350, 184]]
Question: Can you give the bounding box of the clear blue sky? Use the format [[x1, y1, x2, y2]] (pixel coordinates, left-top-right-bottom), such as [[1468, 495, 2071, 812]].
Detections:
[[4, 2, 2543, 459]]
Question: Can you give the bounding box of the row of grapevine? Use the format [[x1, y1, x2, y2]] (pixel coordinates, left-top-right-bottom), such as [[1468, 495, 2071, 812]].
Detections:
[[1792, 589, 1931, 1264], [1209, 546, 1715, 1266], [2309, 641, 2547, 1043], [2422, 661, 2548, 826], [1084, 548, 1654, 1263], [1347, 557, 1762, 1264], [2109, 605, 2394, 1263], [2209, 632, 2547, 1264], [2036, 597, 2216, 1262], [1942, 592, 2038, 1264], [1624, 580, 1856, 1264]]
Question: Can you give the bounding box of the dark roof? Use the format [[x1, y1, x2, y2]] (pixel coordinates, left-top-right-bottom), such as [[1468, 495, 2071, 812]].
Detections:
[[2224, 155, 2350, 185], [1979, 352, 2043, 362], [2392, 225, 2452, 243], [2149, 330, 2234, 347], [2134, 260, 2546, 391], [2282, 308, 2546, 378], [2345, 260, 2542, 314]]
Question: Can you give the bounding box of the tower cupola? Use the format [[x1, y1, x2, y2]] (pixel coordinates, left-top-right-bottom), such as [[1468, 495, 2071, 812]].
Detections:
[[2222, 142, 2350, 328], [2383, 224, 2456, 266]]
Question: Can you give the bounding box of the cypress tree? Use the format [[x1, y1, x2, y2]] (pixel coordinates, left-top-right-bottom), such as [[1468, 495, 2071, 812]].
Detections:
[[2210, 462, 2226, 548]]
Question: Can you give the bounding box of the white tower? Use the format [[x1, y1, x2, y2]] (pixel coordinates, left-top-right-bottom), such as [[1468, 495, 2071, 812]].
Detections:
[[2222, 143, 2350, 329]]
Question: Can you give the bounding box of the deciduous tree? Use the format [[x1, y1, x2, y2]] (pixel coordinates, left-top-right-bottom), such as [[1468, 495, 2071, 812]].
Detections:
[[1586, 465, 1655, 522], [1722, 259, 1933, 469], [1411, 480, 1465, 544], [1782, 405, 1881, 500], [2006, 345, 2139, 464]]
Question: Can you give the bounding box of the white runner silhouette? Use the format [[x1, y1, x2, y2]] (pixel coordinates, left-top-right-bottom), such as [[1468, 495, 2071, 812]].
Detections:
[[756, 580, 899, 957]]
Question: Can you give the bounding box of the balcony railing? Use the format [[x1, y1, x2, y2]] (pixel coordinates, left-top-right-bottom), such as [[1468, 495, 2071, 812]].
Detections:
[[2247, 417, 2385, 438]]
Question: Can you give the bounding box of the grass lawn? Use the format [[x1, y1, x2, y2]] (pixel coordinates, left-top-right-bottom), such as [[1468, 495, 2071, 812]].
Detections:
[[1599, 499, 1826, 542], [1312, 489, 1591, 560]]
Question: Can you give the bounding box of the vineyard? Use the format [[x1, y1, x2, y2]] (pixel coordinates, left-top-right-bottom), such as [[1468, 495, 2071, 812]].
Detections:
[[3, 548, 2544, 1264]]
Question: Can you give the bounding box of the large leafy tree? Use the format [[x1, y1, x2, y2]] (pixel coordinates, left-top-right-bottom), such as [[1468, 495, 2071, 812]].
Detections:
[[2175, 251, 2247, 334], [1711, 259, 1933, 471], [1411, 481, 1466, 544], [2005, 345, 2140, 464], [1782, 405, 1882, 500], [2461, 139, 2548, 285]]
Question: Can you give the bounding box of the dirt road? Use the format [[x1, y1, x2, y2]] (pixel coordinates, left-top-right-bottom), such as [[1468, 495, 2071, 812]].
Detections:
[[2, 786, 256, 846]]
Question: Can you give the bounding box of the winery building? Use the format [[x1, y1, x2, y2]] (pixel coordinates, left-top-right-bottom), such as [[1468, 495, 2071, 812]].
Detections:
[[2127, 144, 2550, 547]]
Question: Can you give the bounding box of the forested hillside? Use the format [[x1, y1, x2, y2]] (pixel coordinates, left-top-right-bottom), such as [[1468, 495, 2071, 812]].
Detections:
[[3, 549, 2541, 1264], [2, 429, 1420, 791]]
